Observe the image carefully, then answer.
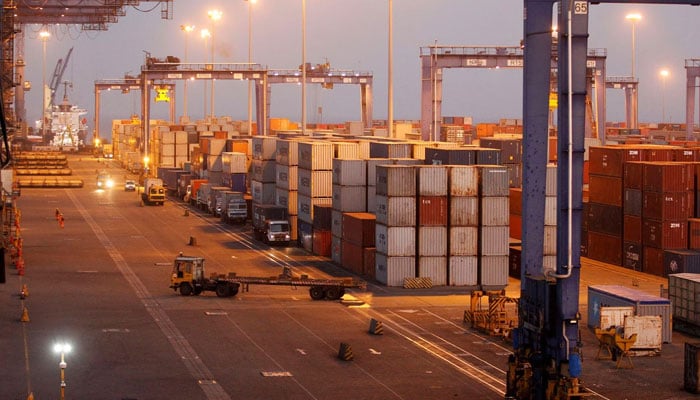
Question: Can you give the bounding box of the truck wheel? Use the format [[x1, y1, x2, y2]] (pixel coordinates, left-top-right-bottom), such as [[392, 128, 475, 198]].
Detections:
[[194, 287, 203, 296], [179, 283, 193, 296], [216, 283, 231, 297], [230, 283, 240, 296], [325, 286, 342, 300], [309, 286, 325, 300]]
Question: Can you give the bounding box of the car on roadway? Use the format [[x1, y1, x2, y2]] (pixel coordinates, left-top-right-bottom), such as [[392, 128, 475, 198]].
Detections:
[[124, 180, 136, 192]]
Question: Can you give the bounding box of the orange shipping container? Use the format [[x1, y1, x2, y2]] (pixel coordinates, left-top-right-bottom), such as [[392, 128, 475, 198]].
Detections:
[[509, 214, 522, 240], [313, 229, 332, 257]]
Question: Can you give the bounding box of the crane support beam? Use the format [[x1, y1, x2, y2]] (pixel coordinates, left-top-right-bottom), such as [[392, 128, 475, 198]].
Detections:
[[685, 59, 700, 139]]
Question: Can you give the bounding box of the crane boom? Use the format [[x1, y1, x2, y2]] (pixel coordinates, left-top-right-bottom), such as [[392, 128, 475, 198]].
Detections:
[[49, 47, 73, 108]]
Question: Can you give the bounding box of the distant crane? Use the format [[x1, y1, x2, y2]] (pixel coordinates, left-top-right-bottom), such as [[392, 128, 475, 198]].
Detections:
[[49, 47, 73, 110]]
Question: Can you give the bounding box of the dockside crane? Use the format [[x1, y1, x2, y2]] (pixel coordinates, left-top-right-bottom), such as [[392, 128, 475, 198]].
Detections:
[[48, 47, 73, 110], [509, 1, 700, 399]]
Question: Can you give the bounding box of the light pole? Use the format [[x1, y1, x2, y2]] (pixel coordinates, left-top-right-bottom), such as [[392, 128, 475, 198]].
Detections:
[[201, 28, 211, 120], [40, 30, 50, 141], [301, 0, 307, 135], [246, 0, 257, 135], [388, 0, 393, 138], [180, 24, 195, 122], [53, 342, 71, 400], [626, 13, 641, 130], [660, 68, 669, 124], [208, 9, 222, 121]]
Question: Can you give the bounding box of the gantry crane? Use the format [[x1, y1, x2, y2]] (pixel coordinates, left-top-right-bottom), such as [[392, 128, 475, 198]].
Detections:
[[48, 47, 73, 110]]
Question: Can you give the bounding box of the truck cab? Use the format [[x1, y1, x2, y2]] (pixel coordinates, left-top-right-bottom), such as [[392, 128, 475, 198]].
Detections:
[[96, 171, 114, 189], [226, 199, 248, 223], [170, 255, 239, 297], [263, 220, 291, 246]]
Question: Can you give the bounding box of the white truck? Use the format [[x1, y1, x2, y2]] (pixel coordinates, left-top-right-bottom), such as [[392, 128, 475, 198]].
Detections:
[[141, 178, 165, 205], [252, 204, 290, 246], [221, 191, 247, 224]]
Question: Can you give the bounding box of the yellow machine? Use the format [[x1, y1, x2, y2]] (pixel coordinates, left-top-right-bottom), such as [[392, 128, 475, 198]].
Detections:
[[464, 290, 519, 338]]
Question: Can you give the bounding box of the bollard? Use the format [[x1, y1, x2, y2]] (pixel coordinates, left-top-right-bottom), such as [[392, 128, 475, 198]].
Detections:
[[337, 342, 354, 361], [368, 318, 384, 335], [184, 209, 189, 217], [188, 236, 197, 246]]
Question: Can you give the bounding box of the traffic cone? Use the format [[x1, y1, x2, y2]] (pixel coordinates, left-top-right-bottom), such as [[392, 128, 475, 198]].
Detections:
[[20, 284, 28, 299], [26, 392, 34, 400], [20, 307, 29, 322]]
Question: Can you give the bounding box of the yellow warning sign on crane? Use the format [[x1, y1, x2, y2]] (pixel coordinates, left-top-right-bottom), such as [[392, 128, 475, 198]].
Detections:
[[549, 92, 558, 109], [155, 87, 170, 102]]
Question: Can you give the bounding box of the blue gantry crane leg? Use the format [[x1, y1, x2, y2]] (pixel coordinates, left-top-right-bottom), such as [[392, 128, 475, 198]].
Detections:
[[510, 1, 700, 399]]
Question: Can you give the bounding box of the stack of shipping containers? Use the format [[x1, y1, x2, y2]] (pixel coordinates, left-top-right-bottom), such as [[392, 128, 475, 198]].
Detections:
[[275, 139, 299, 242], [331, 158, 368, 263], [375, 165, 417, 286], [417, 165, 449, 285], [543, 164, 558, 274], [623, 161, 644, 271], [158, 128, 189, 168], [448, 166, 479, 286], [297, 141, 333, 251], [341, 213, 377, 280], [478, 166, 510, 290], [251, 136, 277, 205], [201, 136, 227, 185], [479, 136, 523, 188], [221, 152, 248, 193]]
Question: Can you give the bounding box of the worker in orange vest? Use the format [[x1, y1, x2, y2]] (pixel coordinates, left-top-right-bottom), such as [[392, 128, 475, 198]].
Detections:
[[58, 213, 65, 229]]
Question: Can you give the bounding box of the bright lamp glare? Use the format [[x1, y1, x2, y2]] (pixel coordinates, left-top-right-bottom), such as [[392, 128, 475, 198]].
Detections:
[[53, 343, 71, 353]]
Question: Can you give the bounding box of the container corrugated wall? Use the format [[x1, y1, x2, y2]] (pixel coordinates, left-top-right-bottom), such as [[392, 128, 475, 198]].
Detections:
[[369, 142, 413, 158], [297, 194, 332, 224], [480, 197, 509, 226], [450, 227, 478, 255], [449, 196, 479, 226], [669, 273, 700, 328], [333, 159, 367, 186], [418, 226, 447, 256], [449, 166, 479, 197], [375, 224, 415, 257], [252, 136, 277, 160], [375, 195, 416, 226], [480, 256, 508, 289], [543, 225, 557, 255], [276, 139, 299, 166], [418, 165, 448, 196], [251, 180, 276, 205], [332, 184, 367, 212], [418, 257, 447, 285], [546, 164, 557, 196], [478, 165, 510, 197], [276, 165, 298, 191], [331, 234, 342, 265], [375, 253, 416, 287], [366, 158, 393, 186], [418, 196, 448, 226], [367, 185, 377, 214], [298, 168, 333, 198], [544, 196, 557, 226], [376, 165, 416, 197], [449, 256, 478, 286], [298, 141, 333, 171], [275, 188, 298, 216], [334, 142, 360, 159], [251, 159, 276, 183], [480, 226, 509, 256]]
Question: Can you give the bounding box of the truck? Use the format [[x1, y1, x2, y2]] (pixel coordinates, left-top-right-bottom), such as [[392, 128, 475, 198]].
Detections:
[[141, 177, 165, 205], [210, 186, 232, 216], [186, 178, 207, 205], [252, 204, 290, 246], [221, 191, 247, 223], [169, 254, 365, 300], [96, 171, 114, 189]]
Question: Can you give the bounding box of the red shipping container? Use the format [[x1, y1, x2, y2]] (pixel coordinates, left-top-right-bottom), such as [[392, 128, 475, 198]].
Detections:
[[342, 213, 376, 247], [643, 246, 665, 277], [418, 196, 448, 226], [312, 229, 332, 257], [583, 160, 589, 185], [642, 219, 688, 249], [341, 240, 364, 275], [589, 146, 642, 177], [587, 231, 622, 266], [642, 191, 693, 221], [643, 162, 694, 192], [690, 218, 700, 250], [509, 188, 522, 216], [675, 148, 697, 162], [510, 214, 522, 240], [641, 146, 676, 161], [363, 247, 376, 279], [623, 215, 642, 244], [623, 161, 644, 189], [588, 174, 623, 206]]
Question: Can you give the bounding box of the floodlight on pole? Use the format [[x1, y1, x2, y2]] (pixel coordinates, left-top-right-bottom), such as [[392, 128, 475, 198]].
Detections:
[[53, 342, 72, 400], [180, 24, 195, 121], [40, 30, 50, 141], [660, 68, 669, 123], [208, 9, 222, 121], [245, 0, 257, 135], [201, 28, 211, 120]]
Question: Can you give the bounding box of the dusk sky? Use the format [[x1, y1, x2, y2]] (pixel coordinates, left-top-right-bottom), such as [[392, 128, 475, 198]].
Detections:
[[20, 1, 700, 138]]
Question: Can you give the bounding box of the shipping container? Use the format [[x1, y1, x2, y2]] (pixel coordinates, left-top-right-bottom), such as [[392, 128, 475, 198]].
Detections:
[[252, 136, 277, 160], [275, 188, 298, 216], [312, 229, 332, 257], [624, 188, 642, 216], [297, 219, 313, 252], [449, 165, 479, 196], [587, 285, 672, 343], [418, 257, 447, 285], [642, 219, 688, 249], [366, 158, 394, 186], [480, 196, 509, 226], [474, 147, 502, 165], [669, 274, 700, 334], [480, 226, 509, 256], [545, 164, 557, 196], [479, 137, 522, 164], [623, 215, 642, 244], [588, 146, 642, 177], [369, 142, 413, 159], [297, 194, 332, 224], [332, 158, 367, 186], [313, 204, 333, 230], [276, 165, 298, 191], [341, 240, 365, 275], [331, 209, 343, 238], [587, 231, 622, 265], [644, 245, 665, 276], [509, 245, 522, 278], [478, 165, 510, 197], [449, 226, 478, 256], [332, 184, 367, 213], [375, 195, 416, 226], [251, 180, 276, 205], [586, 202, 623, 236], [298, 168, 333, 198], [375, 253, 415, 287], [331, 234, 342, 265], [298, 141, 333, 171], [418, 165, 448, 196], [685, 342, 700, 394], [664, 249, 700, 276], [623, 242, 643, 270], [342, 212, 376, 247], [479, 255, 508, 290], [543, 225, 557, 256], [690, 218, 700, 250], [425, 148, 475, 166], [449, 256, 478, 286], [418, 196, 448, 226], [418, 226, 447, 257], [449, 196, 479, 226], [623, 161, 644, 189], [643, 162, 694, 192], [366, 185, 378, 214], [641, 146, 676, 162], [509, 188, 522, 216], [376, 224, 415, 257], [251, 159, 277, 183], [376, 165, 416, 197], [642, 191, 693, 221], [275, 139, 299, 166], [588, 174, 623, 206]]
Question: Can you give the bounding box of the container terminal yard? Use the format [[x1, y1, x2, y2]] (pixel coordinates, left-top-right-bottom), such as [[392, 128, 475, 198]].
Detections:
[[5, 1, 700, 400]]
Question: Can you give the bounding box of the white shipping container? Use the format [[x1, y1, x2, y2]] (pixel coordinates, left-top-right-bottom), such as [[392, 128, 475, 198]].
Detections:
[[480, 226, 509, 256], [331, 234, 342, 265], [298, 141, 333, 170], [357, 140, 371, 159], [334, 142, 360, 159], [161, 131, 175, 144], [275, 188, 298, 216], [332, 185, 367, 213], [333, 158, 367, 186], [478, 165, 510, 197], [375, 224, 416, 257], [251, 180, 276, 205], [175, 130, 189, 144], [297, 194, 332, 224], [449, 226, 478, 256], [366, 158, 393, 186], [599, 306, 635, 330], [207, 155, 223, 172], [546, 164, 557, 197], [543, 226, 557, 255], [623, 315, 663, 350], [161, 143, 176, 157], [208, 138, 227, 155], [418, 165, 448, 196], [375, 253, 416, 287], [367, 185, 377, 214], [376, 165, 416, 197], [480, 255, 509, 289], [450, 166, 479, 197], [298, 168, 333, 198], [375, 195, 416, 227], [276, 139, 299, 166], [251, 159, 276, 183], [276, 165, 298, 191], [543, 255, 557, 276], [331, 209, 343, 238], [449, 256, 478, 286], [480, 196, 510, 226], [252, 136, 278, 160], [419, 226, 447, 257], [222, 152, 248, 174], [545, 196, 557, 226], [418, 257, 447, 286], [449, 196, 479, 226]]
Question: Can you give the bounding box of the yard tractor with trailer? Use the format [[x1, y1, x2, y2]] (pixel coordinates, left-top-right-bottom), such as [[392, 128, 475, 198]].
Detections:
[[141, 177, 165, 205], [169, 254, 365, 300]]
